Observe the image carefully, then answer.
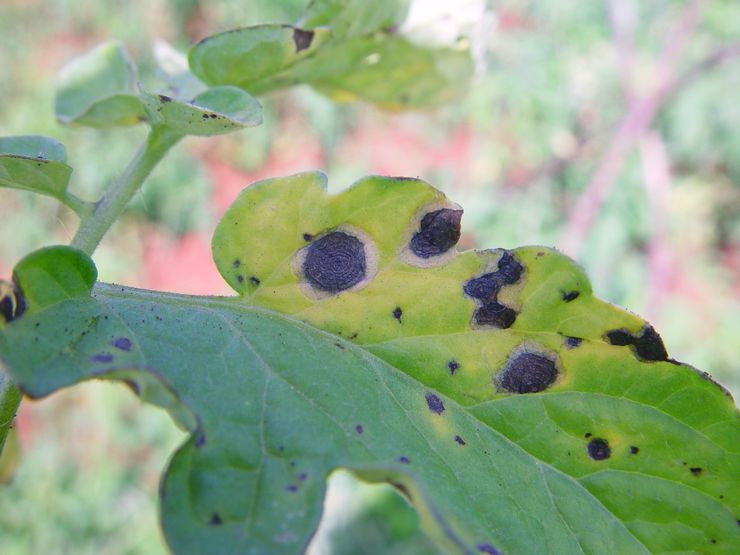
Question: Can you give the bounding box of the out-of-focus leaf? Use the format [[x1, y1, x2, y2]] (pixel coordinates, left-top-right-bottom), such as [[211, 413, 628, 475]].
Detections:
[[0, 136, 73, 206], [188, 25, 332, 94], [143, 86, 262, 136], [298, 0, 411, 39], [12, 245, 96, 315], [0, 367, 21, 477], [153, 39, 207, 101], [286, 36, 474, 109], [55, 41, 145, 127], [0, 427, 19, 484]]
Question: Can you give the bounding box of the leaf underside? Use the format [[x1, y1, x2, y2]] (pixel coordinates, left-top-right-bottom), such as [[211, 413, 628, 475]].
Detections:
[[0, 136, 73, 205], [2, 174, 739, 555]]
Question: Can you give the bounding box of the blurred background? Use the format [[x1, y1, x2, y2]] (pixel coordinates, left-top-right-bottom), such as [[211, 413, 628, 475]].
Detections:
[[0, 0, 738, 553]]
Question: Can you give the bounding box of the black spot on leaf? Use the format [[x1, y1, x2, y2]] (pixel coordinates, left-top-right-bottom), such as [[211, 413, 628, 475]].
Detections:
[[293, 28, 315, 52], [236, 275, 244, 283], [561, 290, 579, 302], [447, 360, 460, 374], [355, 424, 364, 434], [232, 259, 241, 268], [303, 231, 366, 292], [195, 432, 206, 448], [302, 233, 313, 242], [587, 438, 611, 461], [297, 472, 308, 482], [409, 208, 462, 258], [285, 484, 299, 493], [113, 337, 132, 351], [92, 353, 114, 363], [630, 446, 639, 455], [565, 336, 582, 349], [210, 513, 222, 525], [463, 272, 499, 301], [499, 352, 558, 394], [496, 250, 524, 284], [425, 392, 445, 415], [334, 341, 345, 350], [249, 276, 260, 286], [474, 302, 516, 329], [0, 279, 25, 322], [584, 432, 592, 438], [454, 435, 466, 446], [392, 307, 402, 321], [606, 325, 668, 361], [477, 544, 502, 555], [690, 467, 703, 476], [398, 456, 410, 464]]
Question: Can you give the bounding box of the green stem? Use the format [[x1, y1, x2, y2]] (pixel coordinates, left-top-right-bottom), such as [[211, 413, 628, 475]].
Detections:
[[71, 126, 183, 255]]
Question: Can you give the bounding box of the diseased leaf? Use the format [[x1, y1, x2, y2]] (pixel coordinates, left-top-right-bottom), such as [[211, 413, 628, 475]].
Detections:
[[143, 86, 262, 136], [298, 0, 411, 39], [188, 25, 333, 94], [153, 39, 208, 101], [0, 367, 21, 468], [0, 135, 73, 206], [55, 41, 145, 127], [2, 179, 738, 554]]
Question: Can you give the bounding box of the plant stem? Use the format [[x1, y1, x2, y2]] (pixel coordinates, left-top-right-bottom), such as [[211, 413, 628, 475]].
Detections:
[[71, 126, 183, 255]]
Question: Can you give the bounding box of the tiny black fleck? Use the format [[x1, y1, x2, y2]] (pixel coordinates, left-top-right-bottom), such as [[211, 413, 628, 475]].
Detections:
[[232, 259, 241, 268], [113, 337, 132, 351], [474, 302, 517, 329], [285, 484, 299, 493], [398, 456, 410, 464], [302, 233, 313, 242], [499, 352, 558, 394], [690, 467, 703, 476], [303, 231, 367, 292], [392, 307, 402, 321], [349, 332, 358, 339], [195, 432, 206, 448], [587, 438, 611, 461], [561, 290, 580, 302], [711, 539, 717, 544], [448, 360, 460, 374], [297, 472, 308, 482], [425, 392, 445, 415], [565, 336, 582, 349], [355, 424, 364, 434], [201, 113, 209, 119], [334, 341, 345, 349], [630, 445, 639, 455], [92, 353, 114, 363], [409, 208, 463, 258], [210, 513, 222, 525], [476, 543, 502, 555], [454, 435, 466, 446], [584, 432, 592, 438], [293, 28, 315, 52], [249, 276, 261, 286], [236, 275, 244, 283], [158, 94, 172, 103]]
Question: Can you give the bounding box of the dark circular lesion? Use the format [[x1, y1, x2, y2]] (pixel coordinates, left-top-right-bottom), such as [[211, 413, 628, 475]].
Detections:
[[605, 325, 668, 361], [409, 208, 462, 258], [498, 351, 558, 394], [303, 231, 367, 293]]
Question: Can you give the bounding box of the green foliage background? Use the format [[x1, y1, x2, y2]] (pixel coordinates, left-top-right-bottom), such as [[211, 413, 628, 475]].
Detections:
[[0, 0, 738, 553]]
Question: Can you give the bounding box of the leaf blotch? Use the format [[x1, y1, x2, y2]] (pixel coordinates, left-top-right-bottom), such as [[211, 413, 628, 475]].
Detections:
[[232, 258, 241, 268], [630, 445, 639, 455], [91, 353, 114, 363], [587, 438, 611, 461], [454, 435, 466, 446], [392, 307, 402, 322], [425, 392, 445, 415], [303, 231, 366, 292], [499, 352, 558, 394], [210, 513, 222, 525], [355, 424, 364, 434], [606, 325, 668, 361], [565, 336, 582, 349], [112, 337, 132, 351], [249, 276, 261, 286], [474, 302, 516, 329], [477, 543, 502, 555], [561, 290, 580, 302], [465, 250, 523, 328], [690, 467, 703, 476], [397, 456, 411, 464], [293, 28, 314, 53], [410, 209, 462, 258], [0, 280, 25, 322], [302, 233, 313, 242]]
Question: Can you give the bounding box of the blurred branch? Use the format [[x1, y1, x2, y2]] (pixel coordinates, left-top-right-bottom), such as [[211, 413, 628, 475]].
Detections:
[[560, 0, 707, 257], [667, 41, 740, 98]]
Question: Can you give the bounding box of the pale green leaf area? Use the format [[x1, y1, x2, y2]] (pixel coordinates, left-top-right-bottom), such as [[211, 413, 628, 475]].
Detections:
[[54, 41, 145, 127], [0, 135, 73, 206], [143, 86, 263, 137], [298, 0, 411, 39], [3, 172, 739, 553]]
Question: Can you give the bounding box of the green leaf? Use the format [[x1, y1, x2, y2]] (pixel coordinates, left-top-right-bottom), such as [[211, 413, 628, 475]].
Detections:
[[2, 176, 738, 554], [298, 0, 411, 39], [55, 41, 146, 127], [188, 25, 333, 94], [0, 135, 74, 206], [143, 86, 262, 136], [12, 245, 96, 315], [284, 36, 474, 109], [153, 39, 208, 101], [0, 367, 20, 469]]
